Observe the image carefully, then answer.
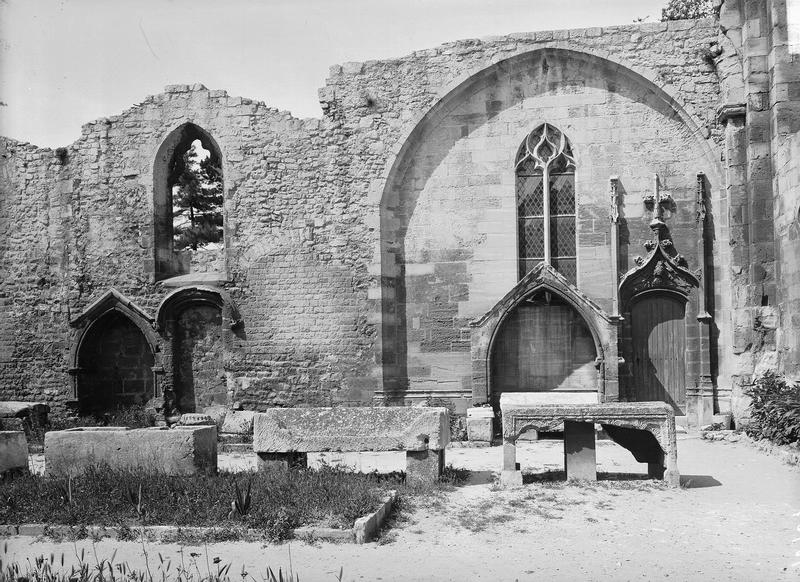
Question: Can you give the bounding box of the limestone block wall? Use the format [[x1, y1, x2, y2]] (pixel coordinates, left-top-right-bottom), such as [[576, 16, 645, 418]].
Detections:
[[774, 132, 800, 377], [0, 86, 378, 414], [320, 20, 726, 407], [0, 15, 766, 419]]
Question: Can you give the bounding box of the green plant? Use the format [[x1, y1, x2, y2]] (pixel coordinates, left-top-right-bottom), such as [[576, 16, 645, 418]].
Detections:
[[55, 477, 74, 508], [122, 481, 145, 520], [0, 542, 311, 582], [230, 476, 252, 518], [0, 464, 393, 542], [744, 372, 800, 445]]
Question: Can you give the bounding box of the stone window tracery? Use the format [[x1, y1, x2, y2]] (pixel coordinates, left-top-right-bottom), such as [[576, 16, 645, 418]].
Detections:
[[515, 123, 577, 283]]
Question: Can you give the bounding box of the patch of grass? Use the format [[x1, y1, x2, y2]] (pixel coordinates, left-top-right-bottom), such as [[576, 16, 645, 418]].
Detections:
[[0, 464, 396, 541]]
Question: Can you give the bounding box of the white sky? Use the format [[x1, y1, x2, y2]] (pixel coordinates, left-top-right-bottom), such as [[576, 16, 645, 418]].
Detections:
[[0, 0, 667, 148]]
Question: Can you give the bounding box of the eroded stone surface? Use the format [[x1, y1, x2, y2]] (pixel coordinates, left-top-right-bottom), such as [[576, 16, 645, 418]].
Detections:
[[500, 396, 679, 486], [466, 407, 494, 443], [45, 426, 217, 476], [221, 410, 255, 434], [253, 407, 450, 453]]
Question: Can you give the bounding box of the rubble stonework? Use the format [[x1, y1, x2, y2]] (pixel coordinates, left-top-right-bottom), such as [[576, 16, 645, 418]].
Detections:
[[0, 0, 797, 428]]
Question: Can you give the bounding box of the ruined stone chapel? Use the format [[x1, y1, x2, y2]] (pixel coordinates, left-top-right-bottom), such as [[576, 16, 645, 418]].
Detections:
[[1, 0, 798, 430]]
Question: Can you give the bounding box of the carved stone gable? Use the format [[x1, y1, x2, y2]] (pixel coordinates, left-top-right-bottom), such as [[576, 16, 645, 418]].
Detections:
[[619, 243, 699, 307]]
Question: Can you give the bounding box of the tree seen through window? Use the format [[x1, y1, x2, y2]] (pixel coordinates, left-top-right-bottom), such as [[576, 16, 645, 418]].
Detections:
[[172, 139, 223, 252]]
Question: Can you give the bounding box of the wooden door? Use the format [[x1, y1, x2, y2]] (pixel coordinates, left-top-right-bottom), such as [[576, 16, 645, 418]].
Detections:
[[630, 294, 686, 412], [490, 297, 597, 410]]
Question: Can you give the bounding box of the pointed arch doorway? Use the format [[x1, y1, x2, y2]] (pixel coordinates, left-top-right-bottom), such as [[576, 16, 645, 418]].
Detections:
[[490, 290, 598, 411], [75, 311, 156, 413]]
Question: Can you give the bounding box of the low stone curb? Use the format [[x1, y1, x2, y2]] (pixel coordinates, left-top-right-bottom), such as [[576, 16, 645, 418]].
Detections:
[[3, 490, 398, 545], [701, 431, 800, 466], [353, 490, 397, 543]]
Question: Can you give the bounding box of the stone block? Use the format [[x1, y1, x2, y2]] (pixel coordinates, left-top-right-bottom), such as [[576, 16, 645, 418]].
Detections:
[[202, 405, 228, 430], [466, 407, 494, 442], [406, 449, 444, 484], [221, 410, 255, 435], [45, 426, 217, 477], [253, 407, 449, 453], [563, 421, 597, 481], [0, 431, 28, 475], [500, 470, 523, 487]]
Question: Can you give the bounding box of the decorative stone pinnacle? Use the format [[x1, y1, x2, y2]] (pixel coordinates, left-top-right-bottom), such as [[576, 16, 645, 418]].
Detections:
[[610, 177, 620, 223]]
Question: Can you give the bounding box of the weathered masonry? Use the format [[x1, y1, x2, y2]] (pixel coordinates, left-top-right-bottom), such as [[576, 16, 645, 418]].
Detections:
[[1, 0, 798, 429]]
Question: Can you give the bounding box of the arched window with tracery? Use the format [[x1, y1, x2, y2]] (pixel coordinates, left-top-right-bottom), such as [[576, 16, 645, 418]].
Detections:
[[515, 123, 577, 283]]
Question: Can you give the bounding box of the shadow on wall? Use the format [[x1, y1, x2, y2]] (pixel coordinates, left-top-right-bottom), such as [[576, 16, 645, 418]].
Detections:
[[77, 311, 155, 414], [173, 304, 225, 413], [380, 48, 706, 402]]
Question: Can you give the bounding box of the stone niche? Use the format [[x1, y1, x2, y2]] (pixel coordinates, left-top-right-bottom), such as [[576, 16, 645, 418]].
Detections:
[[470, 264, 618, 410], [68, 289, 161, 414]]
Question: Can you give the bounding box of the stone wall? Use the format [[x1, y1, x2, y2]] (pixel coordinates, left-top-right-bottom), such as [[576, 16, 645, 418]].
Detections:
[[2, 10, 791, 425]]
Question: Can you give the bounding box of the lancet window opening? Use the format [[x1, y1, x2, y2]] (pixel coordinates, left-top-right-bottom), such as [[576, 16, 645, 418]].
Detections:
[[515, 123, 577, 283]]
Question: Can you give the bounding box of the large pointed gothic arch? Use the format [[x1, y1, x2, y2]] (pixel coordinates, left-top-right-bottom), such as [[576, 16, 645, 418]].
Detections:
[[372, 45, 716, 403]]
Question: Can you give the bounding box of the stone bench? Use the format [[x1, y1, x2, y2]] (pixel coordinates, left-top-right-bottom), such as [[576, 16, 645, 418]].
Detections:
[[253, 407, 450, 484], [499, 395, 679, 487], [45, 425, 217, 477]]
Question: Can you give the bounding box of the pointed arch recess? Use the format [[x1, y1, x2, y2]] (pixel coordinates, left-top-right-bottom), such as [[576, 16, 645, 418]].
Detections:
[[470, 264, 615, 404], [68, 289, 161, 405], [152, 122, 225, 281], [372, 45, 722, 400]]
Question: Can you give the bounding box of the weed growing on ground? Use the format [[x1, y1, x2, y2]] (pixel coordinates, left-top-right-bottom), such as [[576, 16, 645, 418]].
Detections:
[[0, 464, 395, 541], [0, 542, 309, 582]]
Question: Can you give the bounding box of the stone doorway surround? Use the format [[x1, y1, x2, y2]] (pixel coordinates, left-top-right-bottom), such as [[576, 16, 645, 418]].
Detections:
[[154, 285, 242, 414], [617, 242, 707, 426], [68, 289, 162, 412], [469, 263, 619, 406]]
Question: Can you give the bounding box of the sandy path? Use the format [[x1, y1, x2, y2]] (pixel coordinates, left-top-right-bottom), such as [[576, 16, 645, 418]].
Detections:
[[5, 436, 799, 581]]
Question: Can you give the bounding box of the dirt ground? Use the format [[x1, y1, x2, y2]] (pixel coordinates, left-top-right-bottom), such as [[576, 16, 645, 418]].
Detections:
[[6, 435, 800, 582]]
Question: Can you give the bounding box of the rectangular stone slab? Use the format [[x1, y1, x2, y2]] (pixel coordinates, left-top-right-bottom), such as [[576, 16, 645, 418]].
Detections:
[[253, 407, 450, 453], [45, 426, 217, 477]]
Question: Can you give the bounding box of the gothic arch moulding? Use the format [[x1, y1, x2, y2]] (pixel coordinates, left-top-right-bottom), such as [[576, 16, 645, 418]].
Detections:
[[371, 45, 724, 400], [68, 289, 162, 409], [469, 263, 617, 405], [618, 242, 700, 310], [155, 285, 241, 332]]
